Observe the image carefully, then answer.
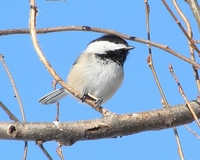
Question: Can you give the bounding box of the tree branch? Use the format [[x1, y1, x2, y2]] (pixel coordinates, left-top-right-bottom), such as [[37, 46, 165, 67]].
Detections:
[[0, 100, 199, 146], [0, 26, 200, 68], [185, 0, 200, 31]]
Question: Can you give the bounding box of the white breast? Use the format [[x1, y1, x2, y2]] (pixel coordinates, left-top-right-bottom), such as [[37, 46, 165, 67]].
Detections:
[[67, 52, 124, 104]]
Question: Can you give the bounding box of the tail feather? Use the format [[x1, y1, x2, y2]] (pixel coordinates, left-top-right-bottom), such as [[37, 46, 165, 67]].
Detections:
[[38, 88, 69, 105]]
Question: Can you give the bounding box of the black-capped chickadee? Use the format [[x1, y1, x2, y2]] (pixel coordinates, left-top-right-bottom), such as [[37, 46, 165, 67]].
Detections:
[[38, 34, 134, 106]]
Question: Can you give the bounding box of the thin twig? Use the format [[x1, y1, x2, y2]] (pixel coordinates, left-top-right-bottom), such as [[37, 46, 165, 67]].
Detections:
[[193, 39, 200, 44], [162, 0, 200, 56], [147, 54, 169, 106], [0, 27, 200, 68], [52, 80, 60, 121], [0, 54, 28, 160], [184, 124, 200, 140], [0, 101, 19, 122], [172, 0, 200, 94], [173, 128, 185, 160], [172, 0, 200, 141], [27, 2, 56, 159], [144, 2, 184, 159], [56, 145, 64, 160], [145, 2, 168, 106], [23, 141, 28, 160], [56, 103, 60, 121], [185, 0, 200, 31], [37, 141, 53, 160], [0, 54, 26, 122], [169, 63, 200, 128]]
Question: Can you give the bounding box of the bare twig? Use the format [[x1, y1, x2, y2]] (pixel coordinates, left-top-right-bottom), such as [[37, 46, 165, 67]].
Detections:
[[193, 39, 200, 44], [185, 0, 200, 31], [172, 0, 200, 94], [28, 1, 58, 159], [23, 141, 28, 160], [162, 0, 200, 56], [0, 54, 26, 122], [169, 63, 200, 127], [56, 145, 64, 160], [0, 27, 200, 68], [145, 3, 168, 107], [169, 0, 200, 147], [37, 141, 53, 160], [147, 54, 170, 107], [0, 101, 19, 122], [55, 103, 60, 121], [144, 2, 184, 159], [52, 80, 60, 121], [0, 54, 28, 160], [184, 124, 200, 140], [173, 128, 185, 160]]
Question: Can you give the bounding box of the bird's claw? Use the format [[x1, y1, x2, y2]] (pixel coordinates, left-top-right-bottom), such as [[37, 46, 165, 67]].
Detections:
[[81, 90, 103, 107], [94, 98, 103, 107]]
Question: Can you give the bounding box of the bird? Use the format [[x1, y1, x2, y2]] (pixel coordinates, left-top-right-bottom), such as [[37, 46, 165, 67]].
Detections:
[[38, 34, 134, 106]]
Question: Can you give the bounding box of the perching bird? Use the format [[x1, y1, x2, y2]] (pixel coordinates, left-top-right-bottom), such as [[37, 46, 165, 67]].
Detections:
[[38, 34, 134, 106]]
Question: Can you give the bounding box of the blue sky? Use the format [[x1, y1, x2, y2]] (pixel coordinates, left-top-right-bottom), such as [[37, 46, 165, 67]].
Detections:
[[0, 1, 200, 159]]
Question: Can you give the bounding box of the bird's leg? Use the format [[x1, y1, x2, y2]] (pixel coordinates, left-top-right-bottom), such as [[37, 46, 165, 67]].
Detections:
[[87, 93, 103, 107], [81, 90, 97, 102], [81, 91, 114, 115], [81, 91, 103, 106], [81, 90, 89, 102]]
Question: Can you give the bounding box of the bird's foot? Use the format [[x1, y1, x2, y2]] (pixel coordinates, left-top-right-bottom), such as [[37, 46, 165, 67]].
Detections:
[[94, 97, 103, 107], [81, 91, 103, 107]]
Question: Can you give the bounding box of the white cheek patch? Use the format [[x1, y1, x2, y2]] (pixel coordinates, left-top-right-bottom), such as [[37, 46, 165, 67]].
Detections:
[[84, 41, 128, 54]]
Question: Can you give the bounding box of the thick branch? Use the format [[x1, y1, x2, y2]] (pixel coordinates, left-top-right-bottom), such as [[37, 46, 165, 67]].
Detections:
[[0, 100, 199, 146]]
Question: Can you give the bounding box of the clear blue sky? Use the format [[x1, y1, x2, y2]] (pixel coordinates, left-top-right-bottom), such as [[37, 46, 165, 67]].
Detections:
[[0, 1, 199, 159]]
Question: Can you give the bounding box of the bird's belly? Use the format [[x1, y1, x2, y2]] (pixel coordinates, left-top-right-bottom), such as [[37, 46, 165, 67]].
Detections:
[[67, 62, 124, 104]]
